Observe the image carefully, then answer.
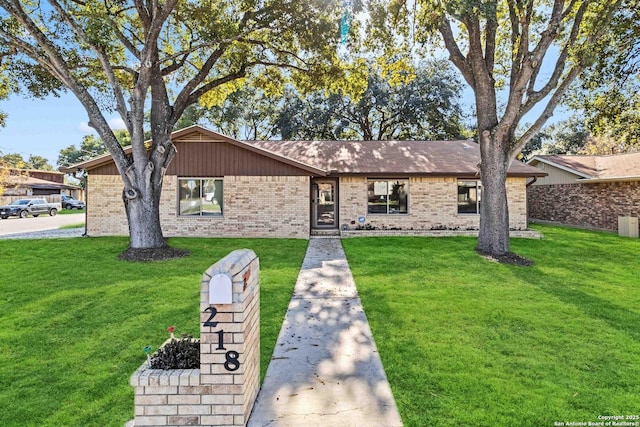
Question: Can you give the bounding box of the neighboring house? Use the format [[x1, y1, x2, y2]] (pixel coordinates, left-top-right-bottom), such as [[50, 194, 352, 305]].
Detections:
[[62, 126, 545, 239], [0, 168, 84, 201], [527, 153, 640, 232]]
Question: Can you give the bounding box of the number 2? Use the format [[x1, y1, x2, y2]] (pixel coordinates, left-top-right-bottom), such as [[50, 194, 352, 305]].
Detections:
[[203, 306, 218, 327]]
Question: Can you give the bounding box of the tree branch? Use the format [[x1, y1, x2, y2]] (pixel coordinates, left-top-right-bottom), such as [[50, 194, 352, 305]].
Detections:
[[438, 17, 474, 87], [510, 65, 582, 163], [501, 0, 565, 130], [47, 0, 132, 134]]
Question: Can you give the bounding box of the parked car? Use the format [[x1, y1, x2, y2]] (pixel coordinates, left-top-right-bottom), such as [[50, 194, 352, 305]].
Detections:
[[61, 195, 86, 210], [0, 198, 59, 219]]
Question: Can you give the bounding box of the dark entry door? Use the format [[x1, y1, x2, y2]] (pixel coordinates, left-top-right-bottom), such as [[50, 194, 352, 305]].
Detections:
[[312, 180, 337, 228]]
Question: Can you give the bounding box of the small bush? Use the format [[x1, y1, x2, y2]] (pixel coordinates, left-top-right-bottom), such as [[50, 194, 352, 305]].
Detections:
[[149, 335, 200, 369]]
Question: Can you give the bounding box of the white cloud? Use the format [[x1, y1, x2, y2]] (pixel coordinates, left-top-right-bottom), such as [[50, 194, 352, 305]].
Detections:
[[78, 117, 127, 134], [78, 121, 93, 133], [108, 117, 127, 130]]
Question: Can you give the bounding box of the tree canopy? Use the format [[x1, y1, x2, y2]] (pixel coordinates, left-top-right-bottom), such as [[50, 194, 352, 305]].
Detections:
[[0, 0, 351, 253], [180, 60, 468, 141], [58, 130, 131, 169], [277, 61, 468, 141], [565, 3, 640, 150], [366, 0, 632, 258], [1, 152, 53, 170]]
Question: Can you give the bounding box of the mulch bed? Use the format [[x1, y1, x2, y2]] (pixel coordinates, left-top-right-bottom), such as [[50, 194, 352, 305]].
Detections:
[[476, 250, 534, 266]]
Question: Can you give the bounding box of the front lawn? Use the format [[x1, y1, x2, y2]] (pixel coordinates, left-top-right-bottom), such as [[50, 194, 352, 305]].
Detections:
[[0, 237, 307, 427], [342, 225, 640, 427]]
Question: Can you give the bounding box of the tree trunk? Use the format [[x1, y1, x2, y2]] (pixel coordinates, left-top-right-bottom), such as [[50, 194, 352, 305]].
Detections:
[[477, 131, 510, 256], [123, 182, 166, 249], [122, 181, 165, 249]]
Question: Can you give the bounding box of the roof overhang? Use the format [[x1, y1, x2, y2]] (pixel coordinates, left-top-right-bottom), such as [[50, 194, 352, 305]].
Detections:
[[527, 156, 593, 179], [60, 126, 329, 176]]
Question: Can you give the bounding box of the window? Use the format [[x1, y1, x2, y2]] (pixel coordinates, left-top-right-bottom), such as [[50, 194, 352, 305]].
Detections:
[[178, 178, 223, 216], [458, 180, 481, 214], [367, 179, 408, 214]]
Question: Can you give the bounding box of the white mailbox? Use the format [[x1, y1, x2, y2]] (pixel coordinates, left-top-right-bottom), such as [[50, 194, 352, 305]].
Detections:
[[209, 273, 233, 304]]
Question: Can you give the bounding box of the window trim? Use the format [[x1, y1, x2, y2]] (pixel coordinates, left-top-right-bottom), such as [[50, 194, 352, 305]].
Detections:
[[457, 180, 481, 215], [366, 178, 409, 215], [177, 177, 224, 217]]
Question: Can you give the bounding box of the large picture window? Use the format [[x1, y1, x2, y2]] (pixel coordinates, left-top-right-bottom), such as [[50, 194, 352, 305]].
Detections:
[[178, 178, 223, 216], [458, 180, 481, 214], [367, 179, 408, 214]]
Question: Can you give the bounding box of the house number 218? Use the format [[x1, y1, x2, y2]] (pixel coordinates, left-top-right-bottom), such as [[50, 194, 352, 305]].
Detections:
[[203, 307, 240, 371]]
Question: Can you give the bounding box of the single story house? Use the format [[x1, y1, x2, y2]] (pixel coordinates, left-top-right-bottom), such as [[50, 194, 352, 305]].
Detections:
[[527, 152, 640, 233], [63, 126, 545, 239], [0, 168, 83, 202]]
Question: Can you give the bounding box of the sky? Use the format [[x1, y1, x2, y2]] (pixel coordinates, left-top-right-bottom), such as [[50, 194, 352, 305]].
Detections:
[[0, 93, 126, 168]]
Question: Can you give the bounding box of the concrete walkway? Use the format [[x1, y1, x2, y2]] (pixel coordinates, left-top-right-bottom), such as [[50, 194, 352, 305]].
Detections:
[[248, 238, 403, 427]]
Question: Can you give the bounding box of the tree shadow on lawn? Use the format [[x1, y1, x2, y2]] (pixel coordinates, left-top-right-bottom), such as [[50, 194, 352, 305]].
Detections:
[[517, 274, 640, 343]]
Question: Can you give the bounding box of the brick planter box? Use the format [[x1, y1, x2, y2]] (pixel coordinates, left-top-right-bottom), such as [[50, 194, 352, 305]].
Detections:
[[129, 360, 248, 426], [130, 363, 228, 426], [127, 249, 260, 427]]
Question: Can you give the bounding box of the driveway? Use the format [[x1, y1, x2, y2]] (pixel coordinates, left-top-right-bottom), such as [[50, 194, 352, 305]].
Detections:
[[0, 212, 86, 237]]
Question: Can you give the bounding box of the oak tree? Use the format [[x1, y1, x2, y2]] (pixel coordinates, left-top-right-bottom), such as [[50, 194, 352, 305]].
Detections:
[[370, 0, 630, 257], [0, 0, 346, 254]]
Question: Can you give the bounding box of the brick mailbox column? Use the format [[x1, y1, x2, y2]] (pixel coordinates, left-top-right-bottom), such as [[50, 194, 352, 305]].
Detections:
[[130, 249, 260, 427], [200, 249, 260, 426]]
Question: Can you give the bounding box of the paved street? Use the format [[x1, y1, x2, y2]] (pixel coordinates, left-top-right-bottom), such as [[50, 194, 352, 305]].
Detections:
[[0, 212, 85, 237]]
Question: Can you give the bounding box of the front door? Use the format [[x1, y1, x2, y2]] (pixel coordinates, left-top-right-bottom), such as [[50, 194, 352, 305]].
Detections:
[[312, 180, 337, 229]]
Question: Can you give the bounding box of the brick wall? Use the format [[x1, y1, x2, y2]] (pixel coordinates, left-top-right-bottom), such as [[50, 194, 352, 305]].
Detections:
[[86, 175, 129, 235], [339, 176, 529, 230], [528, 181, 640, 232], [87, 175, 309, 238], [87, 174, 529, 237]]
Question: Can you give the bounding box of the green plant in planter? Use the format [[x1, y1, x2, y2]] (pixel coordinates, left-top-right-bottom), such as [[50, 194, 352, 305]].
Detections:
[[148, 326, 200, 369]]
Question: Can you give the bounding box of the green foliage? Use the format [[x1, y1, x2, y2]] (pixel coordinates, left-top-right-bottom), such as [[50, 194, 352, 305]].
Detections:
[[0, 152, 26, 168], [1, 0, 355, 248], [195, 60, 468, 141], [26, 155, 53, 170], [57, 131, 130, 169], [343, 225, 640, 426], [566, 1, 640, 150], [521, 117, 590, 159], [0, 153, 53, 170], [279, 60, 468, 140], [365, 0, 628, 255]]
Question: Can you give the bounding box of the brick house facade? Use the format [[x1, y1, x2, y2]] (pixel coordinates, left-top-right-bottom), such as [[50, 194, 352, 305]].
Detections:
[[527, 153, 640, 232], [68, 126, 544, 238]]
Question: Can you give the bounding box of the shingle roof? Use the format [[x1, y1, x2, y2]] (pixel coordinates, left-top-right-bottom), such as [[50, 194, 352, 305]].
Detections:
[[61, 126, 544, 177], [5, 174, 80, 190], [247, 139, 543, 177], [532, 152, 640, 181]]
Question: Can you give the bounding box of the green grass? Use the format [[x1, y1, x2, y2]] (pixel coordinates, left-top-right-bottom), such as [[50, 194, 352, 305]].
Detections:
[[58, 208, 86, 215], [3, 227, 639, 426], [59, 222, 85, 229], [342, 225, 640, 427], [0, 237, 306, 427]]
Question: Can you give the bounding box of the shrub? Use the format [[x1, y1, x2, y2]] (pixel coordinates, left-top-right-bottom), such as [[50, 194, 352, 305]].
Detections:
[[149, 335, 200, 369]]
